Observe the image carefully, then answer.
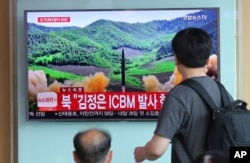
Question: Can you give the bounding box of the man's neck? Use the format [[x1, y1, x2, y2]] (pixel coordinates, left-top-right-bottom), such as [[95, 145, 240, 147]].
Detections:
[[181, 67, 207, 80]]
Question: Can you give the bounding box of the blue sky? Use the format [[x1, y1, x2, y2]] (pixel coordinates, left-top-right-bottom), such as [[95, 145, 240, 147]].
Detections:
[[26, 9, 201, 28]]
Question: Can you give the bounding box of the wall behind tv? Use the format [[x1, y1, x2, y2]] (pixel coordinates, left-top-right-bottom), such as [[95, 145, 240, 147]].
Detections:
[[17, 0, 236, 163]]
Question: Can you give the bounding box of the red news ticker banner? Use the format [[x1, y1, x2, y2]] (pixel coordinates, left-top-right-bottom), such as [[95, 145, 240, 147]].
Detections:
[[37, 17, 71, 23], [37, 87, 167, 111]]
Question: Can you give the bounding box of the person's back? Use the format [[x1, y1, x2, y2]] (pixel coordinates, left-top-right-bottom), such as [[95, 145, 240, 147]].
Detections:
[[156, 27, 222, 162], [163, 76, 221, 162], [134, 27, 228, 163], [73, 128, 112, 163]]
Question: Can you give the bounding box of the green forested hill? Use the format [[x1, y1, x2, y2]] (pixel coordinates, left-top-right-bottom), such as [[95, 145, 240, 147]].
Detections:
[[27, 9, 218, 91], [27, 9, 218, 68]]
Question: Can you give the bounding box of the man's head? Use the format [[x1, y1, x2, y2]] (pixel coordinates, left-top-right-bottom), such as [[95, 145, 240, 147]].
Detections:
[[73, 128, 112, 163], [172, 27, 212, 68]]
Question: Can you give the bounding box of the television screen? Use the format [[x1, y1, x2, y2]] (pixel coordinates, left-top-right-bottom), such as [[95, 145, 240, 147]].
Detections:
[[25, 8, 220, 121]]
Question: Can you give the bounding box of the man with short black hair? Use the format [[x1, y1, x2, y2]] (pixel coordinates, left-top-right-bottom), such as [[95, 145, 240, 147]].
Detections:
[[73, 128, 112, 163]]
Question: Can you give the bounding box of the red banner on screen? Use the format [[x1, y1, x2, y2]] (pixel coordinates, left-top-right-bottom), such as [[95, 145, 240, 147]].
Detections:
[[37, 17, 70, 23], [57, 92, 167, 111], [37, 88, 167, 111]]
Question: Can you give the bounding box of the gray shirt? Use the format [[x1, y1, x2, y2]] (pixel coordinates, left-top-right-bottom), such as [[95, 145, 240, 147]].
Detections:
[[155, 76, 224, 163]]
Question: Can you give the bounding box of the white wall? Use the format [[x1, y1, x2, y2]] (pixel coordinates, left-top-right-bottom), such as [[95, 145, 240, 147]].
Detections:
[[17, 0, 236, 163]]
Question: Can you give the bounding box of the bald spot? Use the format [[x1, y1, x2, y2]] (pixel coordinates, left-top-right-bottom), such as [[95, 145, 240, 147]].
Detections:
[[81, 129, 106, 146]]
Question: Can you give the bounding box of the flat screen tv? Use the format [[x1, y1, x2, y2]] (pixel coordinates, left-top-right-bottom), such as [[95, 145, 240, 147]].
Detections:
[[25, 8, 220, 121]]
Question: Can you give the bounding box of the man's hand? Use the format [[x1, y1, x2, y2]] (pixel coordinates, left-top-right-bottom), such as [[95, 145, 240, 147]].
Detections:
[[134, 146, 145, 162], [134, 134, 170, 162]]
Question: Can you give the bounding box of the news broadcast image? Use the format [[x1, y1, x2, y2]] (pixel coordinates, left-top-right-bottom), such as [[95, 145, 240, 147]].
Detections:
[[26, 8, 219, 120]]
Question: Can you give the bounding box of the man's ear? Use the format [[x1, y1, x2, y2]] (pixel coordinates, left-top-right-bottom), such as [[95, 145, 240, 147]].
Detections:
[[73, 151, 79, 163], [106, 150, 113, 163]]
